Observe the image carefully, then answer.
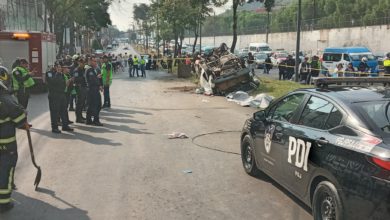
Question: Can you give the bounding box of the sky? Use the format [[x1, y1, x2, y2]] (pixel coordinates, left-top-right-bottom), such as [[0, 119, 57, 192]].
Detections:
[[108, 0, 231, 31]]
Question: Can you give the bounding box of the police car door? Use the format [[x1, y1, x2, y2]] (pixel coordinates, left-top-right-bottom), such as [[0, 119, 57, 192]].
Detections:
[[258, 93, 307, 181], [284, 95, 343, 197]]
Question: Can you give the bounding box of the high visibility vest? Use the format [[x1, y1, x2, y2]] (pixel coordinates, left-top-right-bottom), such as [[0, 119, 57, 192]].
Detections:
[[384, 59, 390, 67], [133, 58, 139, 65], [140, 59, 146, 65], [12, 66, 35, 90], [101, 62, 113, 86]]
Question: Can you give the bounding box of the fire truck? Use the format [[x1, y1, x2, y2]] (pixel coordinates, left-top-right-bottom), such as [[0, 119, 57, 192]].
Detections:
[[0, 31, 57, 90]]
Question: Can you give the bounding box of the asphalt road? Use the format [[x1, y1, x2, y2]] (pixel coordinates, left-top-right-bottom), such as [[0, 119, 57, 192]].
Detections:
[[2, 45, 312, 220]]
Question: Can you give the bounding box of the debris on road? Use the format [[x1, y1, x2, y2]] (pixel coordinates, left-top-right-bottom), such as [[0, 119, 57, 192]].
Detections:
[[168, 132, 189, 139], [199, 43, 259, 96], [182, 170, 193, 174], [227, 91, 273, 108], [201, 99, 210, 103]]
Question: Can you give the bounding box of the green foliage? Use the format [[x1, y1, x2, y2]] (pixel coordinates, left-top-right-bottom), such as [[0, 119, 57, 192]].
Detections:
[[92, 39, 103, 50]]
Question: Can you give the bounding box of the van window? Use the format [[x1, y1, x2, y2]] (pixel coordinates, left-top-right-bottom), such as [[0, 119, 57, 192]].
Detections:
[[343, 54, 351, 61], [350, 54, 376, 61], [323, 53, 342, 62]]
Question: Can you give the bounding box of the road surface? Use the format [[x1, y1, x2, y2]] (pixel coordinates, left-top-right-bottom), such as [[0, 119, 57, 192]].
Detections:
[[2, 45, 312, 220]]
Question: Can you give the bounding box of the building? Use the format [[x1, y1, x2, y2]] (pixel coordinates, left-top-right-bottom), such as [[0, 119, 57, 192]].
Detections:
[[0, 0, 48, 32]]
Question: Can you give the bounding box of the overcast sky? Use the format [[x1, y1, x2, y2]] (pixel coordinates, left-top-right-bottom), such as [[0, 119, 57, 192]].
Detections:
[[108, 0, 231, 31]]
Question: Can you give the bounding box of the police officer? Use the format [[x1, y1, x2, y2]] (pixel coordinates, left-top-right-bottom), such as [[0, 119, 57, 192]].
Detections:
[[85, 56, 103, 126], [46, 62, 74, 133], [128, 54, 134, 77], [73, 58, 88, 123], [101, 55, 113, 108], [133, 55, 139, 77], [384, 53, 390, 75], [140, 55, 146, 77], [0, 66, 28, 213], [12, 58, 35, 126]]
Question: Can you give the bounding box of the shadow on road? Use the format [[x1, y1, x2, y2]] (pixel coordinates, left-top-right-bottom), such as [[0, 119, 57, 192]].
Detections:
[[100, 116, 145, 125], [102, 108, 152, 116], [103, 123, 153, 135], [253, 171, 312, 217], [30, 128, 122, 147], [1, 191, 89, 220]]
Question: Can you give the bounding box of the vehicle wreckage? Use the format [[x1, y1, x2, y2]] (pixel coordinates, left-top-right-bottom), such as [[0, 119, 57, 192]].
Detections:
[[199, 43, 259, 95]]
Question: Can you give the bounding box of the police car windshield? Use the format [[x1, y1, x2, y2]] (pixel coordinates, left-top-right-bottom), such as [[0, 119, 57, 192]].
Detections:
[[356, 101, 390, 134]]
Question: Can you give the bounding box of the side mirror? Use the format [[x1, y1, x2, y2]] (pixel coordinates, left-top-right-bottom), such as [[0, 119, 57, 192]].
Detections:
[[254, 110, 266, 121]]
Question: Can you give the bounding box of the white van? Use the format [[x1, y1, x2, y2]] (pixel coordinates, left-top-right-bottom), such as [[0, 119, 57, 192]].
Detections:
[[249, 43, 272, 54]]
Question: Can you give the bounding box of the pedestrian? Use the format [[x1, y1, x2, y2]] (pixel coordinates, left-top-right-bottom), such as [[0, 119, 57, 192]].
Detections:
[[0, 66, 28, 213], [101, 55, 113, 108], [123, 53, 128, 68], [185, 55, 191, 65], [345, 63, 356, 77], [264, 55, 272, 74], [278, 59, 287, 80], [128, 54, 133, 77], [73, 57, 88, 123], [307, 55, 320, 84], [299, 57, 310, 83], [152, 55, 158, 70], [247, 52, 255, 74], [11, 58, 35, 127], [140, 55, 146, 77], [62, 65, 74, 124], [332, 63, 344, 78], [133, 55, 140, 77], [146, 54, 152, 70], [85, 56, 103, 126], [285, 55, 295, 80], [46, 62, 74, 133], [357, 57, 370, 76]]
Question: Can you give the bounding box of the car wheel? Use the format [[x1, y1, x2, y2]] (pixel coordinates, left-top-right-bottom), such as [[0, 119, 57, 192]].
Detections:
[[241, 135, 261, 176], [312, 181, 344, 220]]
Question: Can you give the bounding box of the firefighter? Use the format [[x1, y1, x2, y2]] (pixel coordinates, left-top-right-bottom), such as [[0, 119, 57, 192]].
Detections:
[[11, 58, 35, 127], [46, 62, 74, 133], [73, 58, 88, 123], [85, 56, 103, 126], [0, 66, 28, 213], [101, 55, 113, 108]]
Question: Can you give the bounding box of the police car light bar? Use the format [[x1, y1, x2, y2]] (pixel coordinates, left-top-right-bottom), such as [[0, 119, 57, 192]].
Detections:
[[312, 77, 390, 88]]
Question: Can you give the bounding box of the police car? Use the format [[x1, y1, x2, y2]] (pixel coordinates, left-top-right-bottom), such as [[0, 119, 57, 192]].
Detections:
[[240, 77, 390, 220]]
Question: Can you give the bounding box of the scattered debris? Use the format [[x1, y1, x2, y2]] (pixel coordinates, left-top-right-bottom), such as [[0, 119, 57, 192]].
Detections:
[[201, 99, 210, 103], [227, 91, 273, 108], [168, 132, 189, 139], [183, 170, 193, 174], [195, 87, 205, 94]]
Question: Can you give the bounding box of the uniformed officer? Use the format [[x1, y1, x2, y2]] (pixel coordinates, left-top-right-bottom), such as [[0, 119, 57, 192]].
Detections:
[[73, 58, 88, 123], [101, 55, 113, 108], [133, 55, 139, 77], [0, 66, 28, 213], [11, 58, 35, 127], [140, 55, 146, 77], [384, 53, 390, 75], [46, 62, 74, 133], [85, 56, 103, 126]]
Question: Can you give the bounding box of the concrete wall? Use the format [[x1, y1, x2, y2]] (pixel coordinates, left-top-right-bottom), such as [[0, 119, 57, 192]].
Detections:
[[185, 25, 390, 55]]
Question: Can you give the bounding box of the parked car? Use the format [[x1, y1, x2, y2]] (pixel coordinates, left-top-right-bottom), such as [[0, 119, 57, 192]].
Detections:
[[254, 53, 268, 69], [271, 52, 288, 66], [241, 77, 390, 220]]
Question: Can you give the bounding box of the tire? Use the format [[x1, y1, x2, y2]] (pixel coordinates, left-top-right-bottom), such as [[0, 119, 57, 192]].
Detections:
[[312, 181, 344, 220], [241, 135, 261, 176]]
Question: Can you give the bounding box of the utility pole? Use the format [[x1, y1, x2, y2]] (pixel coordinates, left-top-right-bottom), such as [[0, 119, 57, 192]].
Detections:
[[294, 0, 302, 82], [213, 11, 216, 47], [199, 17, 202, 53], [156, 0, 160, 58]]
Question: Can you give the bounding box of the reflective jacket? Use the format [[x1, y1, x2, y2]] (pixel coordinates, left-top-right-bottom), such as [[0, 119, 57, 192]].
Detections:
[[12, 67, 35, 91], [101, 62, 113, 86], [133, 57, 139, 65]]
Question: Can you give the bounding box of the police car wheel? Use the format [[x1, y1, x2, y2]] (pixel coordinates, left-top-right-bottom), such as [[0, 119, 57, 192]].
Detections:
[[241, 135, 261, 176], [312, 181, 344, 220]]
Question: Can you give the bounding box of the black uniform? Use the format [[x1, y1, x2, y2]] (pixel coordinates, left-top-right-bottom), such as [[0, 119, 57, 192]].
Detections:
[[85, 67, 102, 125], [46, 71, 69, 131], [73, 66, 87, 122], [0, 92, 26, 208]]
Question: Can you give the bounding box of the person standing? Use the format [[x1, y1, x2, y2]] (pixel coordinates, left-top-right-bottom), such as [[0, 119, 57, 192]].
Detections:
[[11, 58, 35, 126], [332, 63, 344, 78], [140, 55, 146, 77], [46, 63, 73, 133], [85, 56, 103, 126], [247, 52, 255, 75], [299, 57, 310, 83], [307, 55, 320, 84], [101, 55, 113, 108], [132, 55, 139, 77], [384, 53, 390, 75], [345, 63, 356, 77], [128, 54, 134, 77], [123, 53, 129, 68], [73, 58, 88, 123], [264, 55, 272, 74], [0, 66, 28, 213], [358, 57, 370, 75], [285, 55, 296, 80]]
